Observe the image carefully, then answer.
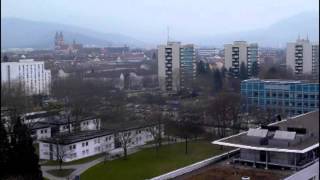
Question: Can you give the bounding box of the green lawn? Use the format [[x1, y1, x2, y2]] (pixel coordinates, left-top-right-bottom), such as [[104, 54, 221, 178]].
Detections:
[[43, 153, 105, 166], [47, 168, 75, 177], [81, 141, 228, 180]]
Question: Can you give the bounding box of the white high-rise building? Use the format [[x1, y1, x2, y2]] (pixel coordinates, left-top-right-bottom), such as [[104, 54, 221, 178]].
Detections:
[[158, 42, 196, 92], [1, 59, 51, 95], [224, 41, 259, 78], [286, 38, 319, 78]]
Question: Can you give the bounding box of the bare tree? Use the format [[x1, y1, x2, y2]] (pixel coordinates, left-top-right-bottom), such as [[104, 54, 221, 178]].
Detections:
[[117, 130, 137, 159], [147, 110, 165, 151], [51, 137, 70, 171], [207, 92, 241, 138]]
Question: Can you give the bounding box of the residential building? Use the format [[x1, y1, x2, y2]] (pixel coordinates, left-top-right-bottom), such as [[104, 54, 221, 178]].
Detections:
[[39, 121, 163, 162], [224, 41, 259, 78], [241, 79, 319, 117], [29, 115, 101, 141], [1, 59, 51, 95], [286, 37, 319, 78], [212, 111, 319, 180], [158, 42, 196, 92], [39, 130, 115, 162]]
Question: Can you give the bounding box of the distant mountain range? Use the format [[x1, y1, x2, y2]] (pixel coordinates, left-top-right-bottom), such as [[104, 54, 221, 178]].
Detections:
[[1, 11, 319, 49], [1, 18, 146, 49], [192, 11, 319, 47]]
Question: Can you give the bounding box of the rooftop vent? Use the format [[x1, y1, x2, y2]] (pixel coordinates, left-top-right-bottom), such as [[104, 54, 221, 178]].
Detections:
[[274, 130, 296, 140], [247, 129, 268, 138]]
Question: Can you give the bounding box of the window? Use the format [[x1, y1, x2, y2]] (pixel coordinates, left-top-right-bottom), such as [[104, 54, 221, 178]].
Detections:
[[82, 150, 85, 155], [73, 145, 76, 149], [82, 143, 85, 147], [40, 130, 43, 134], [86, 142, 88, 146], [44, 129, 47, 133]]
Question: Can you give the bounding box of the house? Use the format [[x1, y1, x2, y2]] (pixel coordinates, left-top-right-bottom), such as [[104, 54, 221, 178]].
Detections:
[[29, 115, 101, 141], [39, 130, 114, 162]]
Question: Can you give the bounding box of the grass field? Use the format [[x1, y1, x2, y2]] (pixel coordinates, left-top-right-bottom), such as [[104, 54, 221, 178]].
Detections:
[[81, 141, 228, 180], [43, 153, 105, 166]]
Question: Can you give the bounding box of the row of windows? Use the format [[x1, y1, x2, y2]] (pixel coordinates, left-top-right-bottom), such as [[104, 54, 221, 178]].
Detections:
[[243, 91, 319, 99], [241, 83, 319, 92], [40, 129, 48, 134], [247, 99, 319, 107]]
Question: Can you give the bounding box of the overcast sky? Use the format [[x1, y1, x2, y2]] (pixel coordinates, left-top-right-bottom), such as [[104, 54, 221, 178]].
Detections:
[[2, 0, 319, 42]]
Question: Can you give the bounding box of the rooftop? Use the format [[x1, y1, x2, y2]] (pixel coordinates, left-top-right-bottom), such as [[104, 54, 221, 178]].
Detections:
[[241, 78, 317, 84], [213, 111, 319, 153], [176, 158, 293, 180], [41, 129, 114, 145]]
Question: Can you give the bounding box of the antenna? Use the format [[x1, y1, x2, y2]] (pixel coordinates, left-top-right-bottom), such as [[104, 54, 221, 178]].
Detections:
[[306, 33, 309, 41], [167, 26, 170, 43]]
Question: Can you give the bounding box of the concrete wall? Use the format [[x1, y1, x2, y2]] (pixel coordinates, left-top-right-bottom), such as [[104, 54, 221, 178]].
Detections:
[[240, 149, 260, 161], [284, 160, 319, 180], [151, 149, 240, 180]]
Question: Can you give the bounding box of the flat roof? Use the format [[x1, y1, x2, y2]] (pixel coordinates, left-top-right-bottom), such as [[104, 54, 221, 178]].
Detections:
[[176, 158, 293, 180], [38, 115, 97, 125], [213, 111, 319, 153], [104, 120, 158, 132], [242, 78, 317, 84], [41, 129, 114, 145]]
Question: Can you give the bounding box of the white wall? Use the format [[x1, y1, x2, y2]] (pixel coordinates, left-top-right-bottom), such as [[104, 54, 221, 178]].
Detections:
[[286, 39, 315, 75], [39, 134, 115, 162], [80, 119, 101, 131], [36, 127, 51, 140], [1, 59, 51, 95]]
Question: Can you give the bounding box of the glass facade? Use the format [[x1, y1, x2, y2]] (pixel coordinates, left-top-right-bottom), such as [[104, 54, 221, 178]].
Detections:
[[180, 45, 195, 89], [241, 79, 319, 117]]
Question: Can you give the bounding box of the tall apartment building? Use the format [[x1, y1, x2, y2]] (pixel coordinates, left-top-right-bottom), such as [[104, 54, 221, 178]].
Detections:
[[158, 42, 196, 92], [241, 79, 319, 117], [1, 59, 51, 95], [224, 41, 259, 78], [286, 38, 319, 78]]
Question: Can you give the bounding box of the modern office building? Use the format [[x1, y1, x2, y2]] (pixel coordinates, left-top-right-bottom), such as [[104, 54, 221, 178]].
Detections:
[[224, 41, 259, 78], [212, 111, 319, 180], [153, 111, 319, 180], [1, 59, 51, 95], [286, 38, 319, 78], [158, 42, 196, 91], [241, 79, 319, 116]]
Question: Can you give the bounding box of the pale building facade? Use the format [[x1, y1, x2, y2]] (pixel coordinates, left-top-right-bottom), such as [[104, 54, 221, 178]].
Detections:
[[1, 59, 51, 95], [286, 38, 319, 78], [224, 41, 259, 78], [158, 42, 196, 92]]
